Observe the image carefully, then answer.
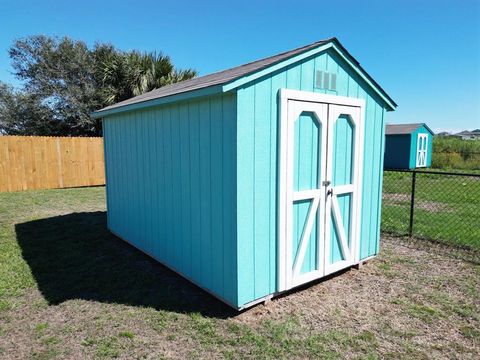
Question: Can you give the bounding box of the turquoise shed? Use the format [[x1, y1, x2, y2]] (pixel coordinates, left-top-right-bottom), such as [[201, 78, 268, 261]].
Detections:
[[384, 123, 433, 169], [93, 38, 396, 309]]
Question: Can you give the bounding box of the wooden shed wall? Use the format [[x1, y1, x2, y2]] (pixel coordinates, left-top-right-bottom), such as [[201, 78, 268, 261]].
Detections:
[[384, 135, 411, 169], [103, 93, 238, 306], [236, 48, 388, 306], [409, 127, 433, 168]]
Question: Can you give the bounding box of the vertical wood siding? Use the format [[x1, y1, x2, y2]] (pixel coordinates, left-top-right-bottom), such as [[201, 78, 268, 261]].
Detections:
[[384, 135, 411, 169], [103, 94, 238, 306], [236, 49, 388, 306]]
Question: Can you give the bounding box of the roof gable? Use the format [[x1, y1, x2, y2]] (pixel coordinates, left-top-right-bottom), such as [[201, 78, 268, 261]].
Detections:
[[93, 38, 396, 118]]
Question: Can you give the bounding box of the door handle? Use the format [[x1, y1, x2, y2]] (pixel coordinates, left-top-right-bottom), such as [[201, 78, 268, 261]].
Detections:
[[323, 180, 333, 196]]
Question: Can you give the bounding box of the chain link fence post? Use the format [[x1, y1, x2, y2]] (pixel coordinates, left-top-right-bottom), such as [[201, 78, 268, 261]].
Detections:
[[382, 168, 479, 248], [408, 171, 416, 237]]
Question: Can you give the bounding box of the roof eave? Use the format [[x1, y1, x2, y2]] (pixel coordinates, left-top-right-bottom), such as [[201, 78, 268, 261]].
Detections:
[[91, 84, 224, 119], [422, 123, 435, 135]]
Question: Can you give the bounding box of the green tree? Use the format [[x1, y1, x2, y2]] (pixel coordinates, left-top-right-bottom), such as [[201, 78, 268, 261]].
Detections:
[[1, 35, 196, 136], [0, 82, 59, 135], [8, 35, 100, 135], [99, 50, 196, 105]]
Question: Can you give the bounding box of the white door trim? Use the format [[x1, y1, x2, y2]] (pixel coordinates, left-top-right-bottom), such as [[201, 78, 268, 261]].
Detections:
[[278, 89, 365, 292], [279, 88, 366, 108]]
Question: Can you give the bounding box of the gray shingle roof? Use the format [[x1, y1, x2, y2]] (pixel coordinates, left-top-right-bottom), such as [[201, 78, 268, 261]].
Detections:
[[94, 37, 397, 116], [386, 123, 429, 135], [97, 39, 333, 113]]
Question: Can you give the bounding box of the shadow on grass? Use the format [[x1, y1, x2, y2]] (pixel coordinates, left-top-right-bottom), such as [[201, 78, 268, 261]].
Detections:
[[15, 212, 236, 318]]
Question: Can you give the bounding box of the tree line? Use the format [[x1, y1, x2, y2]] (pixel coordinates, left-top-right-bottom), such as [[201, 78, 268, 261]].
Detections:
[[0, 35, 196, 136]]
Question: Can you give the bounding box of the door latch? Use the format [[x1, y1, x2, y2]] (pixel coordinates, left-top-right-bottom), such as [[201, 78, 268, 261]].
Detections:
[[322, 180, 331, 187]]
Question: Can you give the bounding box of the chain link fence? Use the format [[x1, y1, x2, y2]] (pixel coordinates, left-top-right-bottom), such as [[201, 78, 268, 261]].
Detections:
[[381, 169, 480, 250]]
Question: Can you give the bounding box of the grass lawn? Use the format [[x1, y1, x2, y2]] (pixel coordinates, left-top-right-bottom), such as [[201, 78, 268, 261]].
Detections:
[[0, 187, 479, 359], [382, 171, 480, 250]]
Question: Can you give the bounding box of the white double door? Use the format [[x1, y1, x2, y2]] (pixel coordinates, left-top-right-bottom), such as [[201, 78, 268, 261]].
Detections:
[[278, 90, 364, 291], [416, 134, 428, 167]]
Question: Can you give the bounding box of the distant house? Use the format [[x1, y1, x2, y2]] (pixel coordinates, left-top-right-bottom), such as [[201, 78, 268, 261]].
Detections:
[[436, 131, 450, 137], [384, 123, 434, 169], [451, 130, 480, 140]]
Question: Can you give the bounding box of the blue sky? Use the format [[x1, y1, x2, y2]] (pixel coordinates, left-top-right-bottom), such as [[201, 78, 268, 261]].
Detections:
[[1, 0, 479, 132]]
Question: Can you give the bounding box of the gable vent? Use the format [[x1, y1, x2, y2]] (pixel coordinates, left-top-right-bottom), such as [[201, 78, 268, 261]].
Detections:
[[330, 74, 337, 90], [315, 71, 337, 91]]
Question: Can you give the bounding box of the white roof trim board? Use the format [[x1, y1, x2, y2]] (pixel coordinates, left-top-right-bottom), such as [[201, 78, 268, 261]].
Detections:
[[93, 38, 396, 118]]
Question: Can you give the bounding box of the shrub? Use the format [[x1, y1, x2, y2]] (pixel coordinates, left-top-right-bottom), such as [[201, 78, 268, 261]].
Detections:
[[432, 137, 480, 171]]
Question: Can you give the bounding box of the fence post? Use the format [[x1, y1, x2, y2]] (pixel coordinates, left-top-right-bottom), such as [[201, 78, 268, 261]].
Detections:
[[408, 171, 416, 237], [55, 137, 64, 188]]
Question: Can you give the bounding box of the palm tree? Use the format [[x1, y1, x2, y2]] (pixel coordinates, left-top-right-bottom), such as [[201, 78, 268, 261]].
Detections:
[[99, 51, 196, 105]]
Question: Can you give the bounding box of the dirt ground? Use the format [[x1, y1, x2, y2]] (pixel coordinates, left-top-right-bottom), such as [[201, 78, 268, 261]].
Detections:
[[382, 193, 453, 213], [0, 237, 478, 359], [237, 237, 479, 357]]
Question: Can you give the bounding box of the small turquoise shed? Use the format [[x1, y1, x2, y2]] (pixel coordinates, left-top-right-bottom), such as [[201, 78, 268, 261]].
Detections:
[[93, 38, 396, 309], [384, 123, 433, 169]]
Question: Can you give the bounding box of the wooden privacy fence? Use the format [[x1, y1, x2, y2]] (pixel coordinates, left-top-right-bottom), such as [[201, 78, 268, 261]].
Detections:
[[0, 136, 105, 192]]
